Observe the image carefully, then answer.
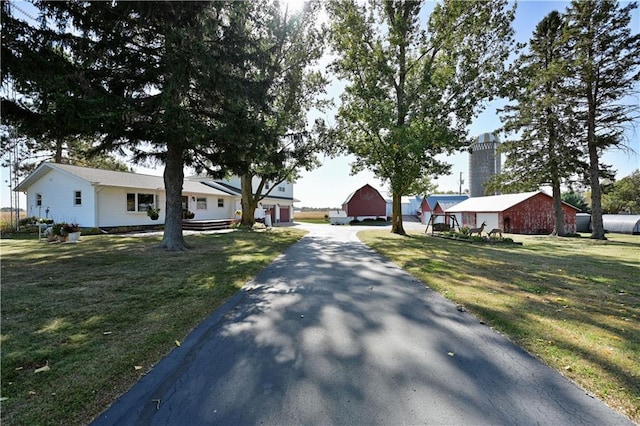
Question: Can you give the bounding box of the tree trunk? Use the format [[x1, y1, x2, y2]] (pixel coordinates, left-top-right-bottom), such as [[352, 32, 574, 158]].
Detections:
[[240, 174, 258, 227], [588, 141, 606, 239], [160, 143, 188, 250], [550, 179, 565, 236], [391, 192, 405, 235], [587, 94, 606, 240]]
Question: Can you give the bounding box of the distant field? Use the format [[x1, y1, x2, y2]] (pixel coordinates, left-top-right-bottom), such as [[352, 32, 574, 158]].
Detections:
[[294, 211, 329, 223]]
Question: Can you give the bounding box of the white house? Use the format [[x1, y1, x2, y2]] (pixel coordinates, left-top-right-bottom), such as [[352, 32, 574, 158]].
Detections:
[[14, 163, 295, 228], [193, 175, 296, 224]]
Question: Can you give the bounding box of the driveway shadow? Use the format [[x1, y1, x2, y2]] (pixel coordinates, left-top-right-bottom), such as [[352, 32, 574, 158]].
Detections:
[[93, 227, 633, 425]]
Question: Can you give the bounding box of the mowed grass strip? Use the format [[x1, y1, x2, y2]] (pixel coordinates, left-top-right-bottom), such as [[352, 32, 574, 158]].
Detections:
[[359, 231, 640, 423], [0, 228, 306, 425]]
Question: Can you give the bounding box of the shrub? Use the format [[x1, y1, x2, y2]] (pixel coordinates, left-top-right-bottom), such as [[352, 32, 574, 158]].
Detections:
[[19, 216, 37, 226], [52, 223, 66, 236]]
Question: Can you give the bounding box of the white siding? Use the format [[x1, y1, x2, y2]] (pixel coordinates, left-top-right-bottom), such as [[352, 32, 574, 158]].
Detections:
[[24, 169, 96, 227], [183, 193, 235, 220], [96, 187, 164, 227], [476, 213, 499, 231]]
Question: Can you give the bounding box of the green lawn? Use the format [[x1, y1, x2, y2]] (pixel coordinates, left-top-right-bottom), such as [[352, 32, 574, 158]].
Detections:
[[0, 228, 306, 425], [358, 231, 640, 423]]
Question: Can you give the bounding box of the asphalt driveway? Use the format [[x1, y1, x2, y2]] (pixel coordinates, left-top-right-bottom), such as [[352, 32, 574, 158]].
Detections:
[[93, 223, 632, 425]]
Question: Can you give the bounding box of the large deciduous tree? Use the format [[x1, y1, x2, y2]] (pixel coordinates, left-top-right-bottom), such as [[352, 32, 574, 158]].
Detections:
[[499, 11, 584, 236], [564, 0, 640, 239], [219, 2, 328, 227], [602, 170, 640, 214], [327, 0, 515, 234]]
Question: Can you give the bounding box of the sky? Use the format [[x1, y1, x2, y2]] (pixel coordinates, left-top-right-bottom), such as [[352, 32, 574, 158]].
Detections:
[[2, 0, 639, 210]]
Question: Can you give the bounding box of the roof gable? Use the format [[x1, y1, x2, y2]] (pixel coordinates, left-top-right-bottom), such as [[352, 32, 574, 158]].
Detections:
[[342, 184, 384, 205], [425, 194, 469, 210]]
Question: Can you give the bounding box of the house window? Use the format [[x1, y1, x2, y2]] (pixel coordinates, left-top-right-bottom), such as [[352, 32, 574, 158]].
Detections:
[[36, 193, 42, 207], [74, 190, 82, 206], [217, 198, 224, 208], [126, 193, 156, 212], [196, 197, 207, 210], [278, 186, 286, 192]]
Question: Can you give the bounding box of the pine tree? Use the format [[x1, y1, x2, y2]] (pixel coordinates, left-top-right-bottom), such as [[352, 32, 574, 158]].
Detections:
[[564, 0, 640, 239], [499, 10, 584, 236], [2, 1, 275, 250]]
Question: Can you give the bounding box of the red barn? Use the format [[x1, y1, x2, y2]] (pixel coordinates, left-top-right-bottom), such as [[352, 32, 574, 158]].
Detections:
[[342, 184, 386, 219], [445, 191, 578, 235]]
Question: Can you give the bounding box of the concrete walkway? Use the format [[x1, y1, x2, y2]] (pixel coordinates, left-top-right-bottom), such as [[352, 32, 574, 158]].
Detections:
[[93, 223, 632, 425]]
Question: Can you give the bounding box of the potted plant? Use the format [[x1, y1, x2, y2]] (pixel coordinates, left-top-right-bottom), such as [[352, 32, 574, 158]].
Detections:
[[64, 223, 82, 243], [185, 210, 195, 219], [147, 206, 161, 220], [51, 222, 67, 242]]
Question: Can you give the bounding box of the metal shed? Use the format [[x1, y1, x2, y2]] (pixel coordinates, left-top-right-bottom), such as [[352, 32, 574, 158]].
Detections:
[[602, 215, 640, 235]]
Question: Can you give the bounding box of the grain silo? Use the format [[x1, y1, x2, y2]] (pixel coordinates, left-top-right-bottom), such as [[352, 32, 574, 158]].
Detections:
[[469, 132, 501, 198]]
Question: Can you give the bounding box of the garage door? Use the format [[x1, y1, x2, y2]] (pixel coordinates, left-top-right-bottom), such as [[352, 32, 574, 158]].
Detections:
[[280, 207, 290, 222]]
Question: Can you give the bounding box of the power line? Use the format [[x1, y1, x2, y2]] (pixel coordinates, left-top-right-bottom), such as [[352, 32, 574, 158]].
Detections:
[[9, 1, 38, 22]]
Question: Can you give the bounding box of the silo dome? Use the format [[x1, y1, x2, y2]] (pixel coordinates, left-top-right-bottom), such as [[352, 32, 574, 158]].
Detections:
[[468, 132, 501, 197]]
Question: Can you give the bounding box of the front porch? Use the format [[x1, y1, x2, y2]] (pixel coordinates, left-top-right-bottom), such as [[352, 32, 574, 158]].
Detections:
[[182, 219, 235, 231]]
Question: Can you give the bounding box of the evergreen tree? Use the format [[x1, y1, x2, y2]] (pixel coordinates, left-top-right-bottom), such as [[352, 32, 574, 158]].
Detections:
[[562, 191, 589, 213], [564, 0, 640, 239], [328, 0, 515, 235], [2, 1, 273, 250], [499, 10, 584, 236]]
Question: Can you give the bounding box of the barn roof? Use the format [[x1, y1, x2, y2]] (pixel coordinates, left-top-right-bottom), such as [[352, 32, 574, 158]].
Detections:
[[342, 184, 383, 205], [435, 201, 462, 211], [444, 191, 578, 213], [424, 194, 468, 210]]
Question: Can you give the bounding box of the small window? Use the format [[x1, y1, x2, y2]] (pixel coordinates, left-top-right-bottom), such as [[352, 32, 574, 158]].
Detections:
[[127, 193, 136, 212], [217, 198, 224, 208], [36, 193, 42, 207], [197, 197, 207, 210], [74, 190, 82, 206], [265, 182, 270, 190], [278, 186, 286, 192]]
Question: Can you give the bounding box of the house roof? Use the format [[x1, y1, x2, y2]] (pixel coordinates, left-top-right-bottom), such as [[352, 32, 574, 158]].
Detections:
[[445, 191, 580, 213], [201, 180, 297, 202], [15, 162, 232, 197]]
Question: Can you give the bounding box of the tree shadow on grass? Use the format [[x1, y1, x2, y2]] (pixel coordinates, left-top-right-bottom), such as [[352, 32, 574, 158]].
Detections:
[[93, 231, 632, 425]]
